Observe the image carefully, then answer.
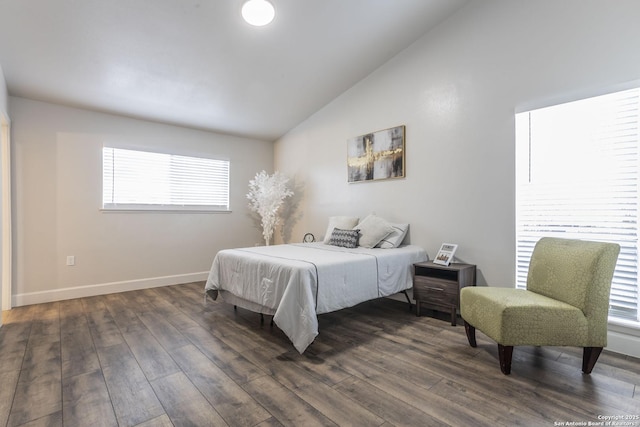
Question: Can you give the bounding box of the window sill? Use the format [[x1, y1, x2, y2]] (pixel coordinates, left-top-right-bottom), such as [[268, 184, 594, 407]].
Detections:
[[608, 317, 640, 335], [100, 208, 232, 214]]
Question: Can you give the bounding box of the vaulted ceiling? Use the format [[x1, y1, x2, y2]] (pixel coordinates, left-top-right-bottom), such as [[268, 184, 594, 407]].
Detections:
[[0, 0, 468, 141]]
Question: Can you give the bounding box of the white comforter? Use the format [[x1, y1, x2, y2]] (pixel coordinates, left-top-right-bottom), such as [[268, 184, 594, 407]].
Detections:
[[205, 243, 427, 353]]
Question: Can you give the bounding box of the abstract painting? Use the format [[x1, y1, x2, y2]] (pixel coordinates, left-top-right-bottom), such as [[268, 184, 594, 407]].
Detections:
[[347, 125, 405, 183]]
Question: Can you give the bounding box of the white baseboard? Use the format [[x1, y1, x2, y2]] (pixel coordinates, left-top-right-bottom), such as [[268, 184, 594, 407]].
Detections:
[[12, 272, 209, 307]]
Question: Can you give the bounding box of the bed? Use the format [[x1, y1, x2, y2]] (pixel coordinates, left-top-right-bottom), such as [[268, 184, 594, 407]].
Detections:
[[204, 242, 427, 353]]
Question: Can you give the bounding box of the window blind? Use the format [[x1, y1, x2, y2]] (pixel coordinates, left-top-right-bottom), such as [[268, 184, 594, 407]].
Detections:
[[515, 88, 640, 322], [103, 147, 230, 211]]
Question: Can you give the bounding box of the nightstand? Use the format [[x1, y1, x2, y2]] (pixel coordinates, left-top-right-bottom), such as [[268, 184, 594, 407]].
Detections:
[[413, 261, 476, 326]]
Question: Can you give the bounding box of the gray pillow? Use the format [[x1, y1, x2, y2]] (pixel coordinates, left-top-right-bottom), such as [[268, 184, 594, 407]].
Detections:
[[329, 228, 360, 248], [323, 216, 359, 243]]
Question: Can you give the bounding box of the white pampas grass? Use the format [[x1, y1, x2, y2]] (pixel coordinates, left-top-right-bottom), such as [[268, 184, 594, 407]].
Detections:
[[247, 170, 294, 245]]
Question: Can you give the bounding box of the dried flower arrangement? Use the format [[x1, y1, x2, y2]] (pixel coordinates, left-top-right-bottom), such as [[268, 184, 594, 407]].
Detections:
[[247, 170, 294, 245]]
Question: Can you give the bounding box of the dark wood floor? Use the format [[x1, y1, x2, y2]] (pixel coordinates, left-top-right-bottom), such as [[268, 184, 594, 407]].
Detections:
[[1, 282, 639, 427]]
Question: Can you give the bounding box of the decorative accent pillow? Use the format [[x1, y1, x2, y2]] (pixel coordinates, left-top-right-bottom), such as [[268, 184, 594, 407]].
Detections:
[[376, 223, 409, 249], [323, 216, 359, 243], [355, 214, 394, 248], [329, 228, 360, 248]]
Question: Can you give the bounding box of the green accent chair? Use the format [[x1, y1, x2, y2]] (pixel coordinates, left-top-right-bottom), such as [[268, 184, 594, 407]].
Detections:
[[460, 237, 620, 375]]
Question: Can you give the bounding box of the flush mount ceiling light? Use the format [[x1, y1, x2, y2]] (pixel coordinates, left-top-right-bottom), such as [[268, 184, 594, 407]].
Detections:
[[241, 0, 275, 26]]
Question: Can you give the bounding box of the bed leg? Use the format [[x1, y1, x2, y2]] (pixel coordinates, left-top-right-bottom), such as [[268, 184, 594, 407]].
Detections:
[[402, 290, 412, 311], [205, 289, 218, 301], [233, 305, 237, 311], [260, 313, 264, 325]]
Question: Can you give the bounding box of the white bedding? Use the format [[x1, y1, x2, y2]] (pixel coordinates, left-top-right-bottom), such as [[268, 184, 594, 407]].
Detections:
[[205, 242, 427, 353]]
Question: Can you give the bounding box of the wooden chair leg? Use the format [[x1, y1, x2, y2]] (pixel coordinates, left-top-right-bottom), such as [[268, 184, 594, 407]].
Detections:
[[582, 347, 603, 374], [498, 344, 513, 375], [463, 321, 477, 347]]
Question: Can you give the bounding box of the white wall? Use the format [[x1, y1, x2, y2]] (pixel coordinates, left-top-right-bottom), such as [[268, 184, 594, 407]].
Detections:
[[10, 97, 272, 305], [0, 66, 7, 114], [274, 0, 640, 356], [0, 65, 8, 324]]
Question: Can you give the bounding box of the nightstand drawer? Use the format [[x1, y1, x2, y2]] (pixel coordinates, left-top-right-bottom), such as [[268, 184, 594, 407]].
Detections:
[[413, 277, 458, 305]]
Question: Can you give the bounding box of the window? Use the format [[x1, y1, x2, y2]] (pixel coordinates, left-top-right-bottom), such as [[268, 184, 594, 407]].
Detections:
[[515, 87, 640, 324], [102, 147, 230, 211]]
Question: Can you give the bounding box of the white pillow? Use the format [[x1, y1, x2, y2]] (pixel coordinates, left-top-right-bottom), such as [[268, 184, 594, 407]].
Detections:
[[323, 216, 359, 243], [376, 223, 409, 248], [355, 214, 393, 248]]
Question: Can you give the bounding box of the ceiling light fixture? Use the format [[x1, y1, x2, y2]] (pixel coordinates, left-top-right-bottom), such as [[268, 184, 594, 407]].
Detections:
[[241, 0, 275, 26]]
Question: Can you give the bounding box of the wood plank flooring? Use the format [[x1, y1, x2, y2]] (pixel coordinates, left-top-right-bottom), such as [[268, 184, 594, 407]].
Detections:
[[1, 281, 639, 426]]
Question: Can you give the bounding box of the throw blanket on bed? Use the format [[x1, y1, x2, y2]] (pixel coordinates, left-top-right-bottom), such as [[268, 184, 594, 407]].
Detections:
[[205, 243, 427, 353]]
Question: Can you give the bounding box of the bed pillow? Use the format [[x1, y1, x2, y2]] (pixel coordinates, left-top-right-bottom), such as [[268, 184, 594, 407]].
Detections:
[[323, 216, 359, 243], [328, 228, 360, 248], [355, 214, 394, 248], [376, 223, 409, 248]]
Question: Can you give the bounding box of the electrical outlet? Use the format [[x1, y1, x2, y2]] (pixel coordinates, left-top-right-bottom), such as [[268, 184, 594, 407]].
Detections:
[[66, 256, 75, 266]]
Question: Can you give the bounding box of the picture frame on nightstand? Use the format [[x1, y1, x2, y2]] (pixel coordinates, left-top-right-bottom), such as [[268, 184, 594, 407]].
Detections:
[[433, 243, 458, 266]]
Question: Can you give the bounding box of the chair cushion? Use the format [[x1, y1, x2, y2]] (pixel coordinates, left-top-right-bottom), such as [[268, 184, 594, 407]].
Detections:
[[460, 287, 590, 347]]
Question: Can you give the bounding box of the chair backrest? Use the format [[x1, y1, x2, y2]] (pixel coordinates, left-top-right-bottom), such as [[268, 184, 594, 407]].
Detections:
[[527, 237, 620, 320]]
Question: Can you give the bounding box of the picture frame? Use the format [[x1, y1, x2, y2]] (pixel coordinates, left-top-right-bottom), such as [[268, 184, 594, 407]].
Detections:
[[347, 125, 405, 183], [433, 243, 458, 266]]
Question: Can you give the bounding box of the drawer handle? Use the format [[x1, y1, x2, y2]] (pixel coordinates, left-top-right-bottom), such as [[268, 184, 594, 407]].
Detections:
[[429, 287, 444, 291]]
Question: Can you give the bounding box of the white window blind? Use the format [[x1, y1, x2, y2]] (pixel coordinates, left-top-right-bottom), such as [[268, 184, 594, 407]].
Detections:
[[515, 87, 640, 323], [103, 147, 230, 211]]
